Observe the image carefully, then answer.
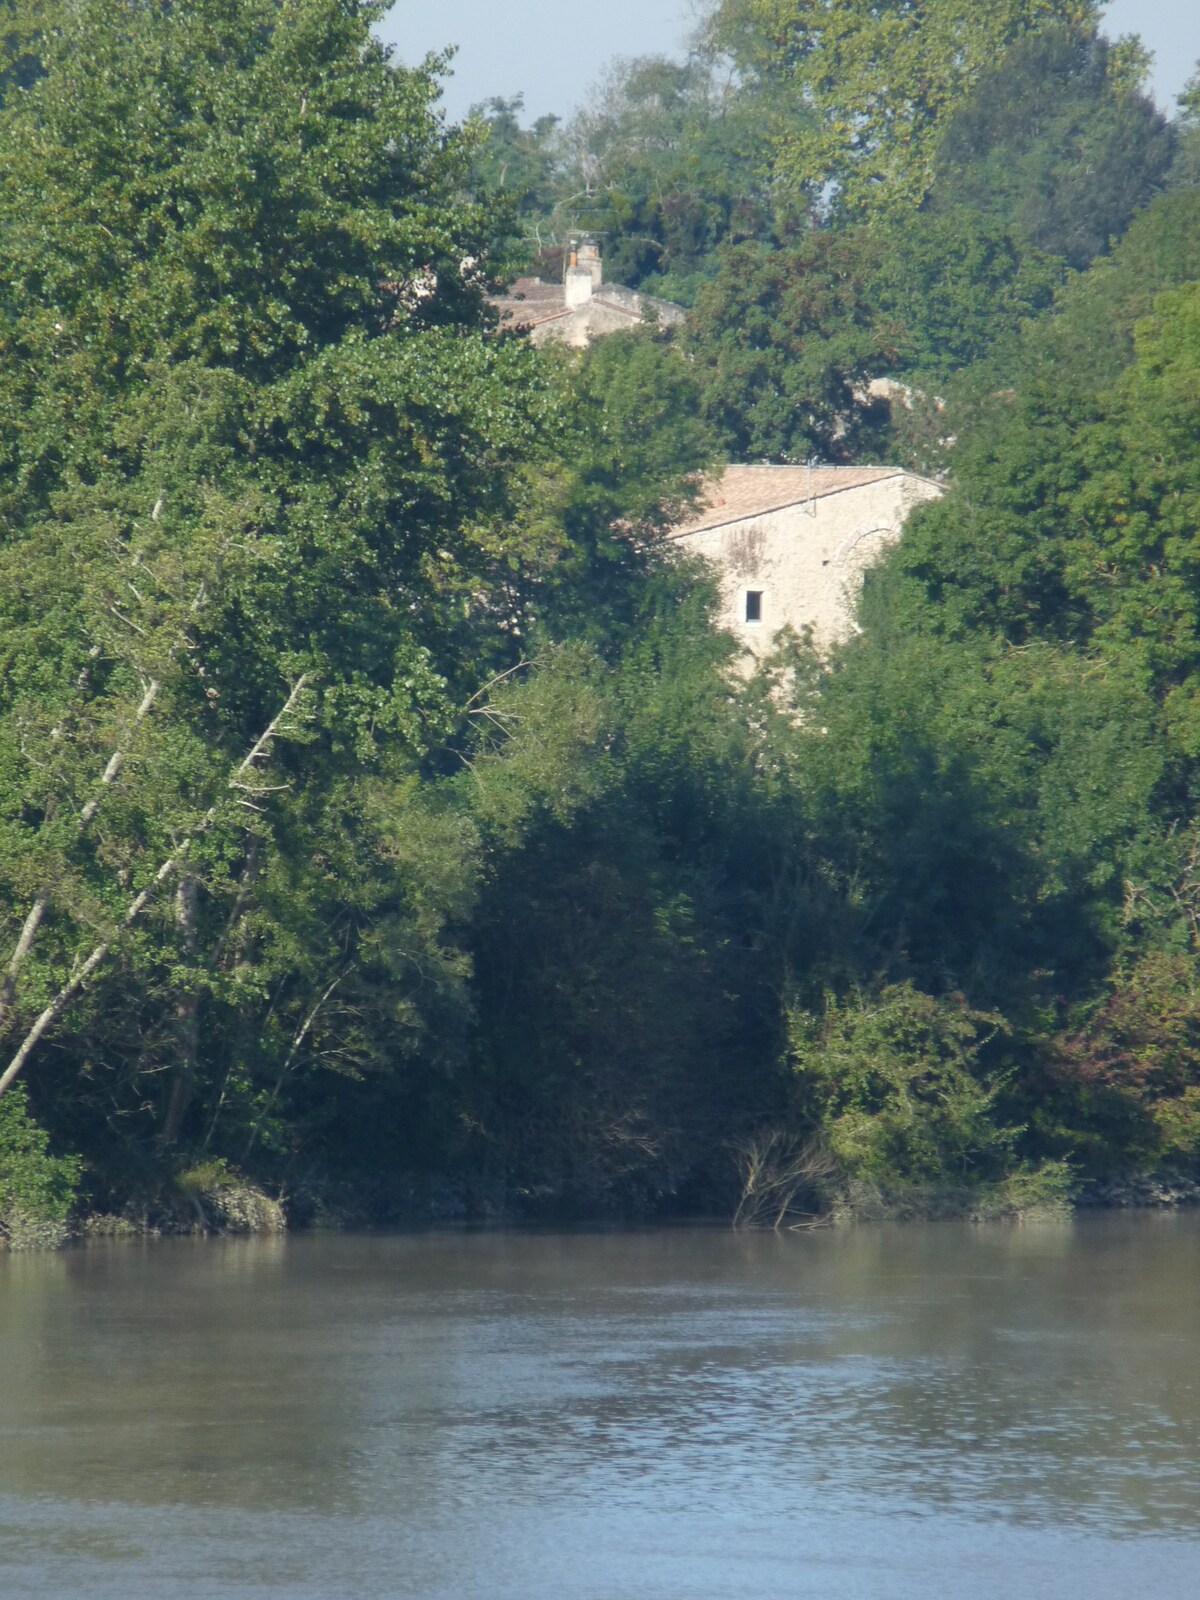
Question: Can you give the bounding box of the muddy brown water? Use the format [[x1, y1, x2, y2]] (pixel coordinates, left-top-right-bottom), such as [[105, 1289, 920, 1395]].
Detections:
[[1, 1215, 1198, 1597]]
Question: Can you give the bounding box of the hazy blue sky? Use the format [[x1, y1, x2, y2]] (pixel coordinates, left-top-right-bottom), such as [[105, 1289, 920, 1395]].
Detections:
[[379, 0, 1199, 125]]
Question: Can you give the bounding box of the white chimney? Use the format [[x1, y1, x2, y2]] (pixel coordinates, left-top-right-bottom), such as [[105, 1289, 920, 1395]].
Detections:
[[564, 264, 594, 310], [564, 237, 602, 309]]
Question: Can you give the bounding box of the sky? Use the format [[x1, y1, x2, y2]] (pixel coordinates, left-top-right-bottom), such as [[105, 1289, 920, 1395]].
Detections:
[[379, 0, 1199, 125]]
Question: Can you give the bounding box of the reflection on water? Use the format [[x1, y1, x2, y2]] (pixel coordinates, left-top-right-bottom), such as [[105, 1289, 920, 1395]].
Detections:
[[1, 1217, 1198, 1598]]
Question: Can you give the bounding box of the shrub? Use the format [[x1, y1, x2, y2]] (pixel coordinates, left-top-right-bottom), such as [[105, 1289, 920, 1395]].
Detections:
[[0, 1085, 81, 1250], [788, 983, 1022, 1201]]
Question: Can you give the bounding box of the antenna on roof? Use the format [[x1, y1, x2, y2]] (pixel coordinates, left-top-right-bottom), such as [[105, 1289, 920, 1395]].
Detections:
[[804, 456, 819, 517]]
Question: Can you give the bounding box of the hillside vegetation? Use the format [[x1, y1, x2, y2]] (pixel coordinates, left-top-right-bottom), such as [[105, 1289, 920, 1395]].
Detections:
[[2, 0, 1200, 1240]]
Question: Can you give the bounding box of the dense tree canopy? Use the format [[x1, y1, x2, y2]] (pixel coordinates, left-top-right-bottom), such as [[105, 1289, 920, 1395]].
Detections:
[[703, 0, 1102, 217], [932, 25, 1173, 269], [4, 0, 1200, 1242], [685, 231, 896, 461], [0, 0, 552, 1158]]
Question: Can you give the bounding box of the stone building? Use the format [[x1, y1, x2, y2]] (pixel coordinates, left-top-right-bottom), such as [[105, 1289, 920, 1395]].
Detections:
[[491, 239, 685, 348], [668, 464, 943, 659]]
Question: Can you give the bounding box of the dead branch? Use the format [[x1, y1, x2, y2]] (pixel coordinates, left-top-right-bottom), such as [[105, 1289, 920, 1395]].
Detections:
[[241, 970, 349, 1161], [0, 678, 161, 1037], [0, 675, 311, 1098], [732, 1131, 839, 1230], [463, 657, 535, 711]]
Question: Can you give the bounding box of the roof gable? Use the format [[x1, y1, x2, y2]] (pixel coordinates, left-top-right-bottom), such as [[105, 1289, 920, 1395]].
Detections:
[[670, 465, 906, 538]]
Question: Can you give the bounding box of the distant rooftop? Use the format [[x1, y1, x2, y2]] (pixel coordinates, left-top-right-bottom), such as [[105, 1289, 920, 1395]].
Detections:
[[490, 238, 685, 344], [491, 277, 576, 333], [670, 465, 906, 538]]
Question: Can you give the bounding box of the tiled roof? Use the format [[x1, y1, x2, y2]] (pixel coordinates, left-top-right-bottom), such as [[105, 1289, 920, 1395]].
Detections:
[[490, 277, 686, 333], [491, 278, 570, 330], [669, 464, 903, 537]]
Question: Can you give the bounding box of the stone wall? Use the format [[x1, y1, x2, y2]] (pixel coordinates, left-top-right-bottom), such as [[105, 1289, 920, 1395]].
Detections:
[[671, 473, 942, 659]]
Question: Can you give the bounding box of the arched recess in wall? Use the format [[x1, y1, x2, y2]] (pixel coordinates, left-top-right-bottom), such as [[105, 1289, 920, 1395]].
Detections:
[[829, 525, 900, 634], [830, 524, 900, 573]]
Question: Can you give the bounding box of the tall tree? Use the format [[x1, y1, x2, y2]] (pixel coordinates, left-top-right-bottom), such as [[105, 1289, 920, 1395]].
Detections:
[[703, 0, 1102, 217], [932, 25, 1173, 269], [551, 50, 803, 301], [870, 207, 1065, 382], [0, 0, 550, 1155], [685, 232, 897, 461], [1172, 65, 1200, 190]]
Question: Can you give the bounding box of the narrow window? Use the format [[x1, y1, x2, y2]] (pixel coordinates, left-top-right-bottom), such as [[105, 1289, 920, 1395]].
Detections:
[[745, 590, 762, 624]]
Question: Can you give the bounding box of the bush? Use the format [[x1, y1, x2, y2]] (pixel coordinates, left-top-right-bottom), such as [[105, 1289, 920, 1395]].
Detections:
[[1047, 950, 1200, 1174], [789, 984, 1015, 1188], [785, 982, 1077, 1218], [0, 1085, 81, 1250]]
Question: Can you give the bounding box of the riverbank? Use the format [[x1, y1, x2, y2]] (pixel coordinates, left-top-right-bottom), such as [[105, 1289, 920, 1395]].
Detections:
[[6, 1162, 1200, 1250]]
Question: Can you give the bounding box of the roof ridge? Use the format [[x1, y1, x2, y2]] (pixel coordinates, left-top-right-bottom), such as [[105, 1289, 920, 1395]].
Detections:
[[669, 464, 908, 538]]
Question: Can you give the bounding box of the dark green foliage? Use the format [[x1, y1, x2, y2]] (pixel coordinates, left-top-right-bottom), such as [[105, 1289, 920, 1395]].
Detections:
[[0, 0, 555, 1183], [467, 95, 562, 275], [0, 0, 48, 101], [460, 581, 789, 1209], [469, 96, 562, 221], [473, 46, 810, 303], [870, 208, 1065, 384], [685, 233, 897, 462], [933, 26, 1173, 270], [794, 263, 1200, 1181], [883, 280, 1200, 718], [1172, 68, 1200, 189], [552, 52, 803, 303], [0, 1083, 80, 1248], [1015, 188, 1200, 396], [0, 0, 749, 1224], [3, 0, 1199, 1236], [1035, 950, 1200, 1174]]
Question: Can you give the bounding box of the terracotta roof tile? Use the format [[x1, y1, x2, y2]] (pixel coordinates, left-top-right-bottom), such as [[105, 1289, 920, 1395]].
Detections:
[[490, 277, 686, 334], [670, 464, 903, 537], [491, 277, 569, 330]]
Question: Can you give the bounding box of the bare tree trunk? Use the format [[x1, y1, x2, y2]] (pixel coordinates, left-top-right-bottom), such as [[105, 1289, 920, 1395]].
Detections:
[[0, 889, 52, 1039], [0, 678, 161, 1039], [0, 855, 178, 1098], [0, 675, 310, 1100], [241, 972, 347, 1163]]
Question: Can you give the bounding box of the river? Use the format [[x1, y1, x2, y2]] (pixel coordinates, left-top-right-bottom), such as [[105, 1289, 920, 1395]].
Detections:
[[1, 1215, 1198, 1597]]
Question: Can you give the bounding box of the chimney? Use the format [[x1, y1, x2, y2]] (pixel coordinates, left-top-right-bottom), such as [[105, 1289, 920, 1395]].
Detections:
[[564, 236, 601, 310], [577, 237, 602, 290]]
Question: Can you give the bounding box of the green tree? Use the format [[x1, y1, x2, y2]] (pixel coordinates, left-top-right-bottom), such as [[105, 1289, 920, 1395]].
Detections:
[[932, 25, 1173, 270], [550, 50, 804, 301], [0, 0, 49, 99], [871, 206, 1064, 382], [0, 1082, 80, 1248], [461, 577, 789, 1211], [704, 0, 1100, 217], [685, 232, 897, 461], [788, 985, 1015, 1192], [879, 278, 1200, 739], [503, 326, 720, 650], [0, 0, 552, 1166], [895, 186, 1200, 477], [1170, 64, 1200, 189], [467, 95, 562, 268]]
